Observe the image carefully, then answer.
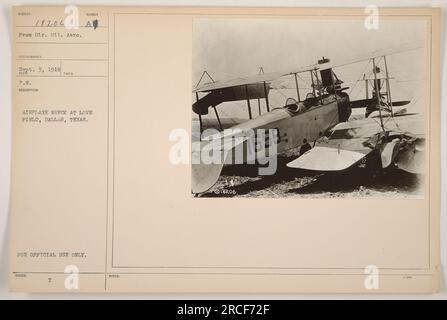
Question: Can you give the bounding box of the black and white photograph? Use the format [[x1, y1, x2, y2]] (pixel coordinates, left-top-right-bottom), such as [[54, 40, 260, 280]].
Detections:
[[192, 17, 427, 198], [2, 3, 444, 298]]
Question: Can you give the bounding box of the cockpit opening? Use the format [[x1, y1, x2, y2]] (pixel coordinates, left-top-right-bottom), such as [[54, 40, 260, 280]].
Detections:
[[283, 93, 319, 115]]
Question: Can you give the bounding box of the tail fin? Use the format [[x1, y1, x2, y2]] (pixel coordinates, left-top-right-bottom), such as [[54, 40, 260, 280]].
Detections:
[[191, 162, 225, 194]]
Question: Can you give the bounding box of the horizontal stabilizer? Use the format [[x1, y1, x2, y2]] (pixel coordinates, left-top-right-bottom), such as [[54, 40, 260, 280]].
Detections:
[[286, 146, 366, 171], [350, 99, 411, 109]]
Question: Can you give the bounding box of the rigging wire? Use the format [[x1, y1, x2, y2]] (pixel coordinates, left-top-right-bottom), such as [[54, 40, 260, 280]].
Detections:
[[348, 58, 372, 97]]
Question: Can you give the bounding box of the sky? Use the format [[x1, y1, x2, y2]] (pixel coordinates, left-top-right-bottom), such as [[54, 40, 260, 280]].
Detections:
[[192, 17, 428, 121]]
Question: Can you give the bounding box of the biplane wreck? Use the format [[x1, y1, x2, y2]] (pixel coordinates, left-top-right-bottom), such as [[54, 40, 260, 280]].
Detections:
[[191, 42, 424, 195]]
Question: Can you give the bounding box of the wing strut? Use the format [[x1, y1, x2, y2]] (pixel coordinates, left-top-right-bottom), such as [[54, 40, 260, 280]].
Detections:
[[195, 92, 203, 141], [293, 73, 301, 102], [383, 55, 394, 118], [330, 69, 338, 95], [258, 67, 264, 115], [244, 84, 253, 119], [213, 106, 223, 131], [311, 69, 323, 104], [372, 57, 385, 131], [263, 81, 270, 112], [363, 73, 369, 99], [310, 70, 316, 97]]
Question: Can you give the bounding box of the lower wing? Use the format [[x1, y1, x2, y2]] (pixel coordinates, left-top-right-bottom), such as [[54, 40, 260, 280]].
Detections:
[[287, 131, 424, 174], [286, 146, 368, 171]]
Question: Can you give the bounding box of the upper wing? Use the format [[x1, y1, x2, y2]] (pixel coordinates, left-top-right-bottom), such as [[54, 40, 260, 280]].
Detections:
[[193, 41, 424, 92], [193, 41, 423, 115], [194, 41, 424, 94], [318, 41, 424, 71], [193, 64, 317, 93]]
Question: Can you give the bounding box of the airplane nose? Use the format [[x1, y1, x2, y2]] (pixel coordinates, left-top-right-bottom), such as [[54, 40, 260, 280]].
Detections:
[[337, 93, 351, 122]]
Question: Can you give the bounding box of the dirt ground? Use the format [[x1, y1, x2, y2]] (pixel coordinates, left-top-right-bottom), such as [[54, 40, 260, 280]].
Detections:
[[201, 158, 423, 199]]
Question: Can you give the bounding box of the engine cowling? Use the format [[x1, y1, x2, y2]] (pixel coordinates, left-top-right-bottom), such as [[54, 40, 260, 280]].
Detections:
[[337, 92, 351, 122]]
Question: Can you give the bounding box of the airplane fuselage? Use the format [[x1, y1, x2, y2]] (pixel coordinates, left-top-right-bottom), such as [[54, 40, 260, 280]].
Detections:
[[225, 93, 349, 163]]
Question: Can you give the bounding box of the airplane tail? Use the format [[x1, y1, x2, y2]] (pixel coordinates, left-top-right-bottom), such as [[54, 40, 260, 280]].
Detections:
[[191, 161, 225, 194], [191, 134, 250, 194], [350, 99, 411, 118]]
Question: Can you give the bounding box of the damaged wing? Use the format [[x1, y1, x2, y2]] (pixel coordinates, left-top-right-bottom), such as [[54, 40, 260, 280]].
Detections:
[[286, 114, 424, 174]]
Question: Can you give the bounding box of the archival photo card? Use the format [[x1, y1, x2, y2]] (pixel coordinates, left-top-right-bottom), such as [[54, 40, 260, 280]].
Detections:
[[9, 6, 440, 293]]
